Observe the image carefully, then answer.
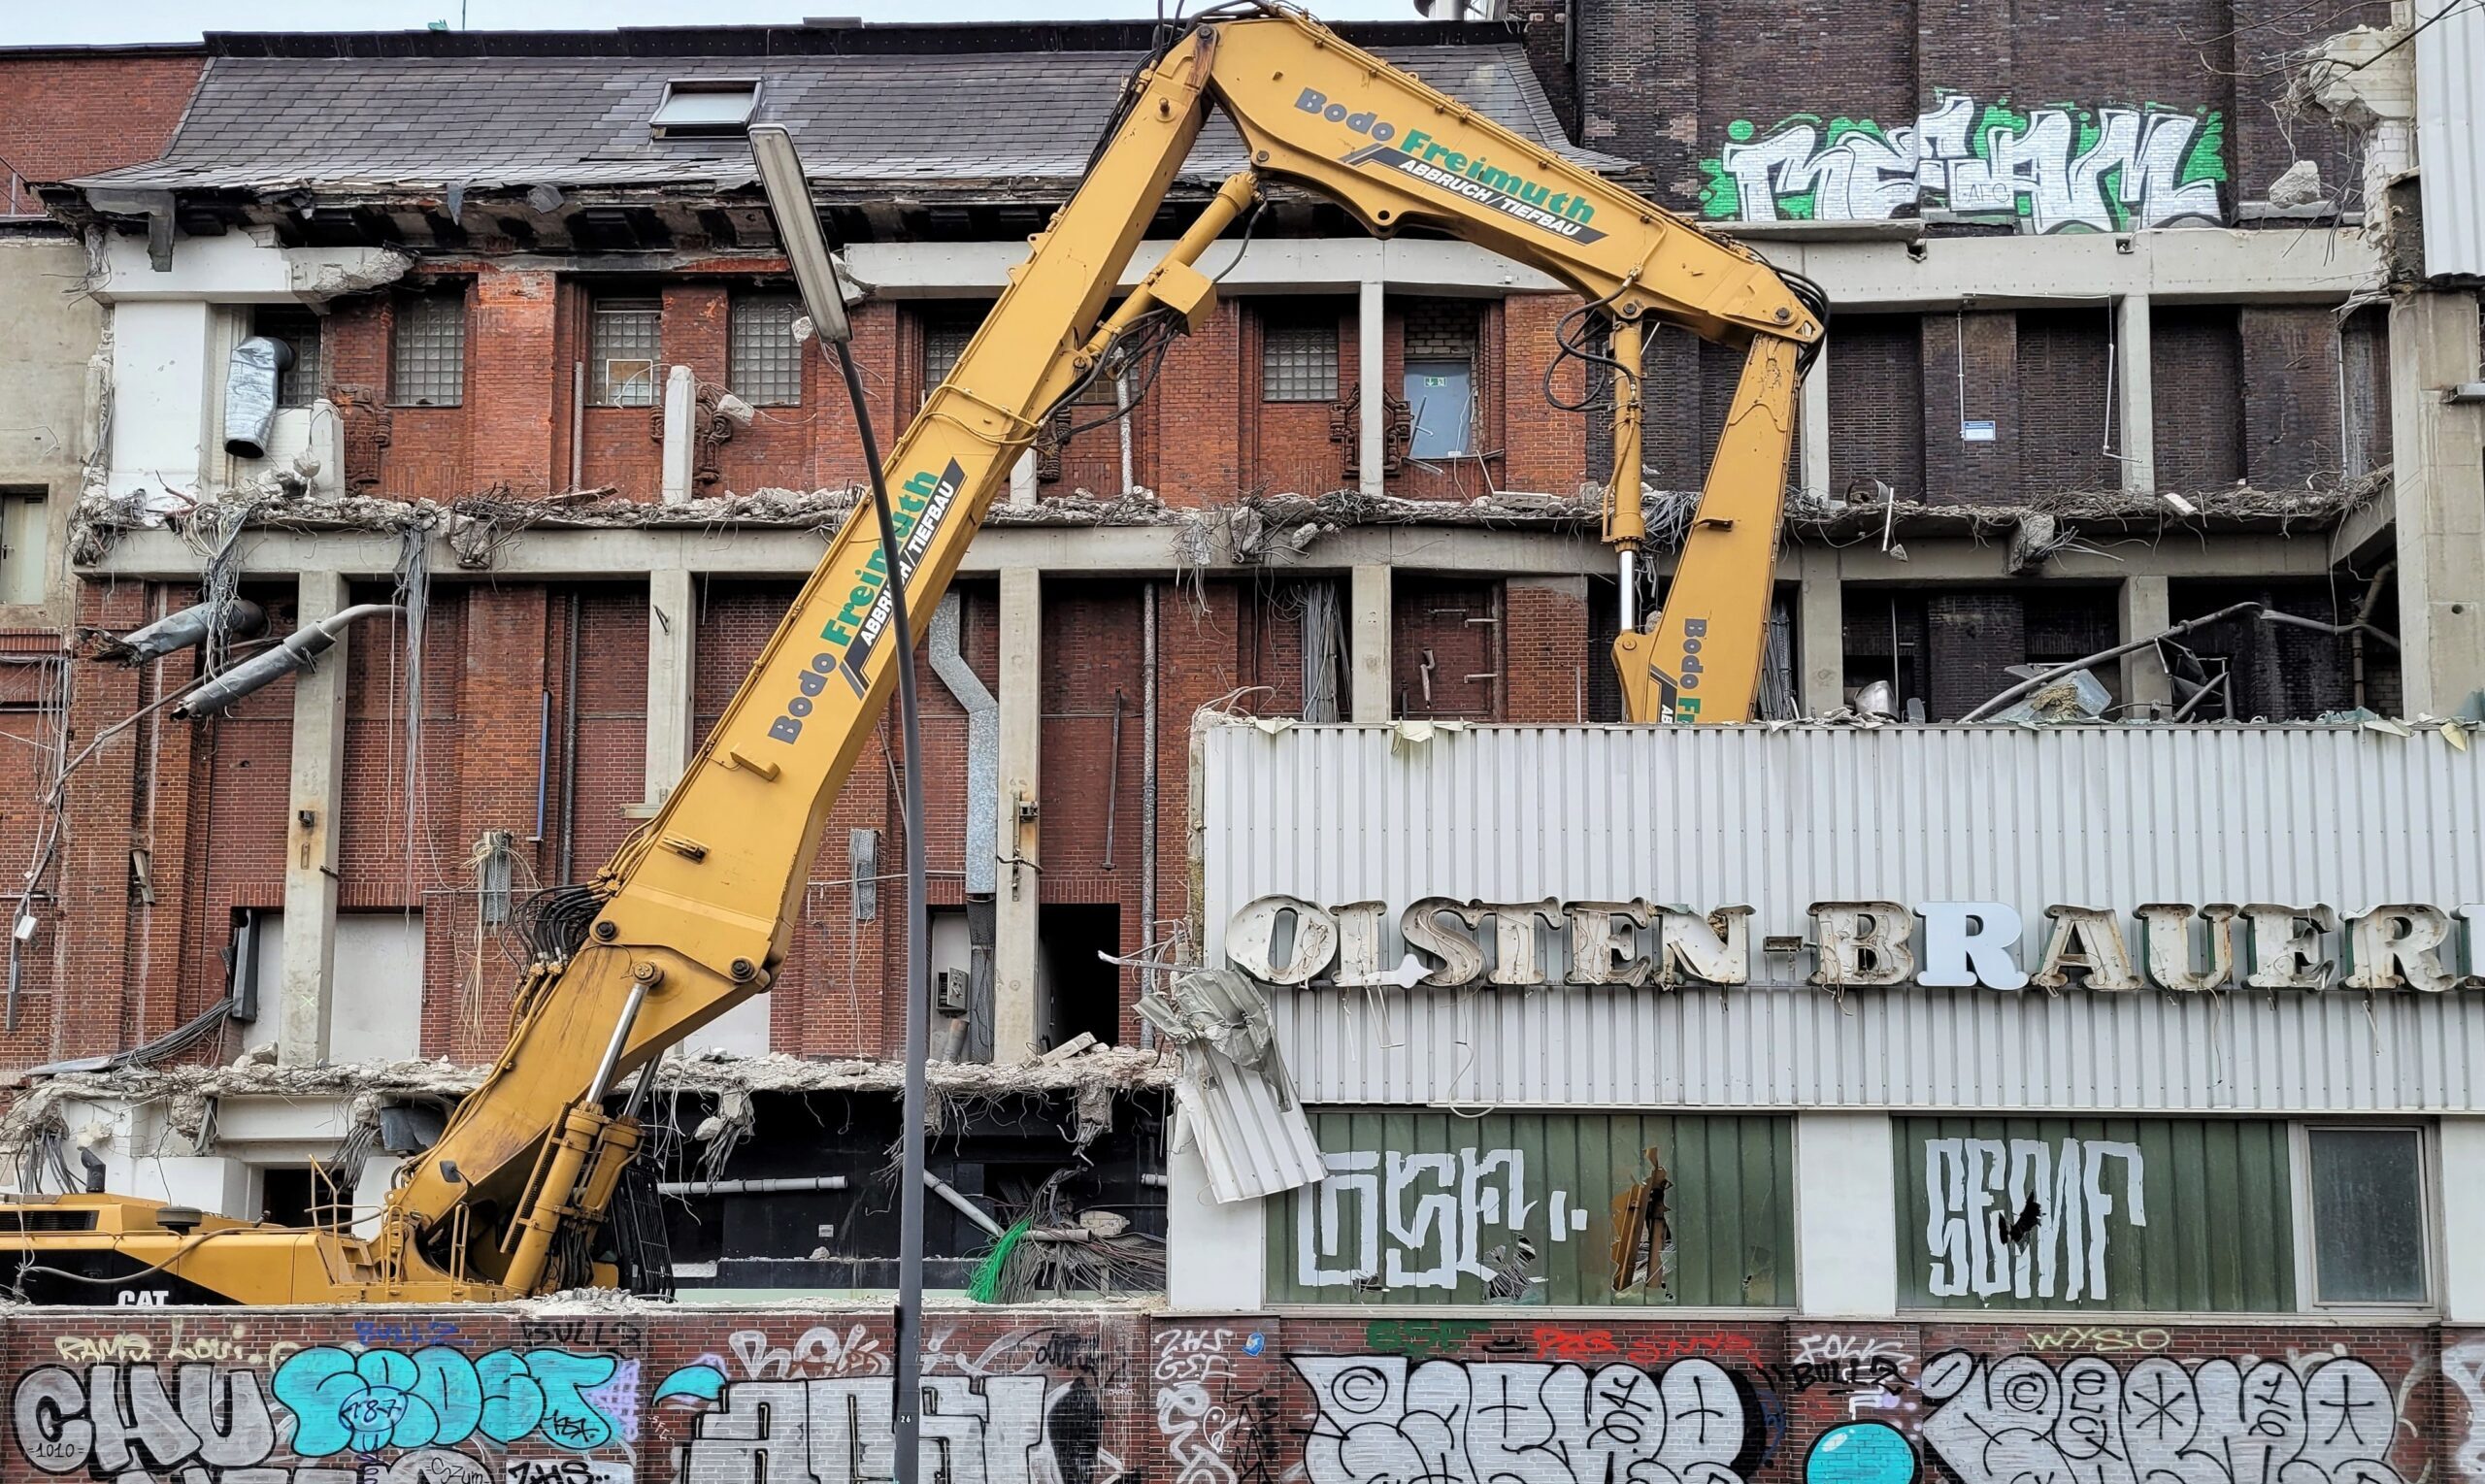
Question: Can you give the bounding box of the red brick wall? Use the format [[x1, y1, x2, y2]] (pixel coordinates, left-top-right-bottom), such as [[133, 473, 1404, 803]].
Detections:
[[0, 1308, 2464, 1484], [0, 52, 200, 216]]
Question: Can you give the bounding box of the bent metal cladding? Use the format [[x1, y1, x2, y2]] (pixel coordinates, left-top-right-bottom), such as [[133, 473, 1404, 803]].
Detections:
[[1224, 895, 2485, 994]]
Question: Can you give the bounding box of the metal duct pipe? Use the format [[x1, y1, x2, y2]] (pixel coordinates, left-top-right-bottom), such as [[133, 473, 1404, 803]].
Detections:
[[657, 1174, 849, 1197], [95, 599, 268, 665], [222, 336, 294, 460], [929, 592, 999, 1063], [173, 603, 404, 716]]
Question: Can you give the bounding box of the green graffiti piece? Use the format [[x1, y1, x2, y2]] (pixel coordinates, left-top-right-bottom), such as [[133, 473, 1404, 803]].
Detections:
[[1726, 118, 1755, 143], [1695, 156, 1740, 219], [1825, 116, 1889, 145], [2180, 112, 2229, 185], [1779, 189, 1820, 220], [1364, 1319, 1490, 1359]]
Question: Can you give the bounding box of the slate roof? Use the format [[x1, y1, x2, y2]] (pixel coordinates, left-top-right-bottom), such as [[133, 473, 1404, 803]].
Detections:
[[75, 44, 1617, 197]]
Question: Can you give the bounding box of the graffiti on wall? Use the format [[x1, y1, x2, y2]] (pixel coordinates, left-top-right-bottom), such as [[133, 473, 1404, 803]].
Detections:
[[654, 1327, 1126, 1484], [1919, 1350, 2407, 1484], [11, 1346, 637, 1484], [1296, 1146, 1583, 1295], [1697, 93, 2227, 232], [2444, 1339, 2485, 1484], [1294, 1355, 1761, 1484], [1923, 1137, 2144, 1303], [1153, 1327, 1280, 1484]]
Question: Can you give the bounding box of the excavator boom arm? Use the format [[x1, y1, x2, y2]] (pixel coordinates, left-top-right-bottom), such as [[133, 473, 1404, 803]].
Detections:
[[0, 5, 1821, 1304]]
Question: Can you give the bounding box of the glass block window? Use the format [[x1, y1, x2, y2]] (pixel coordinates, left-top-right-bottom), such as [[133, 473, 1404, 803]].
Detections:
[[1262, 312, 1338, 402], [919, 305, 987, 409], [253, 306, 323, 408], [590, 295, 663, 408], [729, 292, 804, 406], [390, 290, 465, 408], [2307, 1127, 2428, 1303]]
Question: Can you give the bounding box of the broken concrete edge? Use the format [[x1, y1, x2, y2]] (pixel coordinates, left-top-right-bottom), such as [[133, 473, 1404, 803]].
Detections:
[[0, 1045, 1176, 1168], [67, 472, 2388, 572]]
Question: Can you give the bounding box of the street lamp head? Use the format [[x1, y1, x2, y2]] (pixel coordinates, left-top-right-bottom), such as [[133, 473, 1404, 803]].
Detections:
[[749, 123, 852, 346]]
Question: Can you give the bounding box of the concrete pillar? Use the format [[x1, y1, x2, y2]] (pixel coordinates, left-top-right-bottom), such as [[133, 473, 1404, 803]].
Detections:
[[643, 569, 696, 808], [1358, 279, 1385, 497], [2116, 294, 2155, 495], [2442, 1118, 2485, 1321], [277, 571, 349, 1066], [1165, 1138, 1266, 1312], [2120, 573, 2173, 718], [1794, 1111, 1897, 1317], [1796, 548, 1843, 715], [1008, 448, 1037, 511], [994, 567, 1043, 1057], [659, 365, 696, 505], [2390, 290, 2485, 718], [1349, 563, 1391, 722], [1799, 341, 1830, 505]]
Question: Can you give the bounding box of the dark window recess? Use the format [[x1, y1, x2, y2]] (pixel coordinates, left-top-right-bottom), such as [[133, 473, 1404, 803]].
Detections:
[[1829, 313, 1924, 500], [252, 306, 323, 408], [2016, 309, 2117, 497], [2307, 1127, 2428, 1303], [1040, 903, 1121, 1051], [590, 295, 663, 408], [918, 304, 990, 410], [2167, 579, 2388, 720], [1261, 310, 1339, 402], [2150, 306, 2245, 492], [1393, 577, 1501, 720], [1402, 299, 1478, 459], [390, 290, 466, 408], [728, 292, 803, 406], [2341, 308, 2393, 478]]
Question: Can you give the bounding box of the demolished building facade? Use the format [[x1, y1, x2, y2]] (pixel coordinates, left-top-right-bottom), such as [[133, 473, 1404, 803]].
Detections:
[[0, 0, 2478, 1411]]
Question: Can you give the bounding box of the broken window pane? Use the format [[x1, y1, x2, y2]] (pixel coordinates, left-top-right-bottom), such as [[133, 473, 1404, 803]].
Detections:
[[2308, 1127, 2427, 1303], [591, 295, 663, 408]]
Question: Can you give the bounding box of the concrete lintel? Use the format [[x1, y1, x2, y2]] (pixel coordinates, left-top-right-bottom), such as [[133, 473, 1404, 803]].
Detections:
[[87, 522, 2344, 585], [993, 568, 1042, 1059], [2330, 479, 2397, 567], [277, 571, 350, 1067], [845, 236, 1564, 298], [98, 232, 412, 305], [1758, 227, 2380, 310], [644, 569, 696, 808]]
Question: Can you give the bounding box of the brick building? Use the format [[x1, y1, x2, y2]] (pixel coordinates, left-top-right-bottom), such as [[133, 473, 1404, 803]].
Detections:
[[0, 0, 2476, 1297]]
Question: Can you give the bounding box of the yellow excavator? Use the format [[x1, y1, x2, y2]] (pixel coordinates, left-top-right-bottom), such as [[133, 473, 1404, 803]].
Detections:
[[0, 2, 1821, 1303]]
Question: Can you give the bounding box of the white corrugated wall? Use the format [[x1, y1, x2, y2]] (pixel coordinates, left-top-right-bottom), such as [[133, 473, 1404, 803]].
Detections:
[[2417, 0, 2485, 278], [1199, 722, 2485, 1113]]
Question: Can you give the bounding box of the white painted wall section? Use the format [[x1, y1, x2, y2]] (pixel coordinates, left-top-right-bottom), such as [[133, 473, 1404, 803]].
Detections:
[[1165, 1137, 1266, 1312], [2439, 1117, 2485, 1321], [1795, 1111, 1899, 1317], [107, 298, 214, 499]]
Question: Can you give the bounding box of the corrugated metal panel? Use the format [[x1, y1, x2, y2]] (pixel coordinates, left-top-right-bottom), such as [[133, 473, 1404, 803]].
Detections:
[[1199, 722, 2485, 1112], [1174, 1044, 1328, 1204], [1892, 1116, 2295, 1312], [2416, 0, 2485, 278], [1264, 1108, 1792, 1306]]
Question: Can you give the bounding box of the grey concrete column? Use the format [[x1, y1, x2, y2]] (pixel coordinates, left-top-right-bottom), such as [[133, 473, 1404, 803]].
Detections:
[[1800, 341, 1831, 505], [2116, 294, 2155, 495], [1008, 448, 1037, 511], [659, 365, 696, 505], [1349, 563, 1391, 722], [2391, 290, 2485, 718], [2120, 574, 2174, 717], [644, 569, 696, 808], [1796, 549, 1843, 715], [1358, 280, 1385, 497], [994, 567, 1043, 1056], [277, 571, 349, 1066]]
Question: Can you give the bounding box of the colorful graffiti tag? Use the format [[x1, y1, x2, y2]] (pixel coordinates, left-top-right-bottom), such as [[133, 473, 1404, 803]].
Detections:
[[1696, 93, 2228, 231]]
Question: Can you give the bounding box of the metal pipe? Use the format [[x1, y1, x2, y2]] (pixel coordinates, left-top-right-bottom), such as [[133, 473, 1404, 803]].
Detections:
[[2352, 560, 2397, 710], [94, 599, 268, 666], [922, 1169, 1006, 1237], [559, 590, 581, 884], [1618, 550, 1636, 632], [659, 1174, 848, 1197], [1139, 581, 1157, 1050], [533, 689, 550, 842], [173, 604, 406, 716], [1956, 602, 2265, 722], [570, 362, 586, 491], [1103, 687, 1123, 871]]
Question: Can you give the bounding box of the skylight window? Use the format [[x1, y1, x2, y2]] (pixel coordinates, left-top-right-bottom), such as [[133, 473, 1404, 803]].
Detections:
[[651, 80, 761, 138]]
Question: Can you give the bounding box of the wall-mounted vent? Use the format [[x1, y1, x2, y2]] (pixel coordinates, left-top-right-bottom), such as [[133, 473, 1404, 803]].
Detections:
[[651, 80, 761, 139]]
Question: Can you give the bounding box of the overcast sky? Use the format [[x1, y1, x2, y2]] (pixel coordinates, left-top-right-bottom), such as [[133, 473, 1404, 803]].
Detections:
[[2, 0, 1415, 47]]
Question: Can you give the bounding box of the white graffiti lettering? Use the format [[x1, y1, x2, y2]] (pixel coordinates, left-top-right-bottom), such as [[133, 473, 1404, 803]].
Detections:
[[1702, 94, 2227, 232], [2445, 1339, 2485, 1483], [677, 1375, 1118, 1484], [1294, 1356, 1751, 1484], [1924, 1137, 2144, 1303], [1920, 1350, 2405, 1484], [1296, 1147, 1580, 1292]]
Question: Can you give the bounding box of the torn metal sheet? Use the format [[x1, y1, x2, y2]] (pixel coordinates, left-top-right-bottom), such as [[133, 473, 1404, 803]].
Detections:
[[1137, 969, 1323, 1204]]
